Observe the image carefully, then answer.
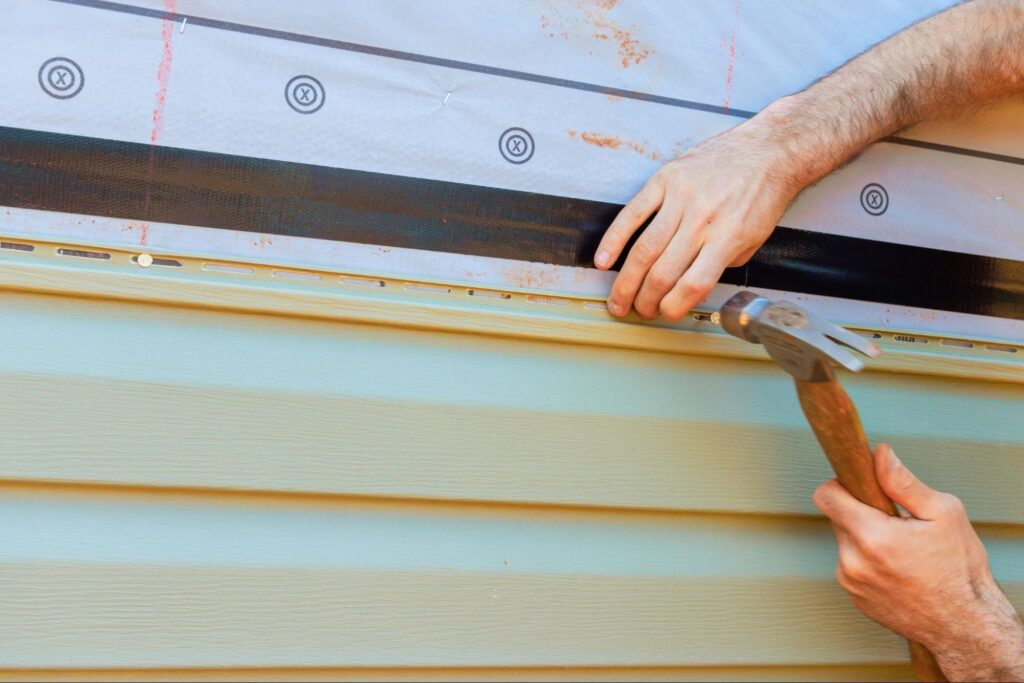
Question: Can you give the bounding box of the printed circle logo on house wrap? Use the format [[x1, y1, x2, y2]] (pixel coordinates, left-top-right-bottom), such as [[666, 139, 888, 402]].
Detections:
[[860, 183, 889, 216], [499, 127, 535, 164], [285, 75, 325, 114], [39, 57, 84, 99]]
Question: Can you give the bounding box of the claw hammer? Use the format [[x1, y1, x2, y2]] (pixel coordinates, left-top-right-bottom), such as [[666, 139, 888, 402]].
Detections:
[[719, 290, 946, 682]]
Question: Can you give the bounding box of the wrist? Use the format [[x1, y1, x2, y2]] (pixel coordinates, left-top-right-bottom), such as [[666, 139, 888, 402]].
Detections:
[[741, 93, 837, 198]]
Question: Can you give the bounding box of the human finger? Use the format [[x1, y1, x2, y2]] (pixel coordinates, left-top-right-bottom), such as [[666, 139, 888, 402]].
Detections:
[[874, 443, 958, 521], [595, 176, 665, 270], [606, 195, 685, 317], [812, 479, 890, 534], [657, 241, 731, 322], [632, 206, 702, 318]]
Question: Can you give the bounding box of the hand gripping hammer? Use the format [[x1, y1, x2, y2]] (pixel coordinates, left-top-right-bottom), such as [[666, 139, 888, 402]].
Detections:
[[719, 291, 946, 682]]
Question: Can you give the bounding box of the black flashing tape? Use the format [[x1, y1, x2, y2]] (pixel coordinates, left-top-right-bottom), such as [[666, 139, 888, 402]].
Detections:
[[0, 126, 1021, 320]]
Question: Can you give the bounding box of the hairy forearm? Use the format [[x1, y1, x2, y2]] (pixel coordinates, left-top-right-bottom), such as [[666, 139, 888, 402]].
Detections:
[[929, 580, 1024, 682], [752, 0, 1024, 191]]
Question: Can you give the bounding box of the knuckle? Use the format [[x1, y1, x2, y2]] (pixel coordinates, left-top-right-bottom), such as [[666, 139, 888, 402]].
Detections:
[[892, 471, 916, 493], [609, 281, 631, 304], [812, 485, 829, 510], [630, 241, 656, 266], [679, 274, 713, 298], [977, 544, 991, 566], [647, 268, 677, 292], [838, 555, 868, 583], [888, 465, 917, 493], [625, 204, 648, 224], [609, 284, 633, 307], [677, 277, 701, 296], [858, 530, 892, 560], [673, 183, 694, 201], [835, 565, 853, 590], [730, 250, 754, 268], [939, 493, 966, 517], [691, 210, 713, 227], [639, 180, 663, 203], [659, 299, 685, 323], [636, 307, 658, 321]]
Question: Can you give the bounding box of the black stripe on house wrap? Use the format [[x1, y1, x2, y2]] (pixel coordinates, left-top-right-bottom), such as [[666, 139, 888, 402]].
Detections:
[[0, 126, 1021, 320]]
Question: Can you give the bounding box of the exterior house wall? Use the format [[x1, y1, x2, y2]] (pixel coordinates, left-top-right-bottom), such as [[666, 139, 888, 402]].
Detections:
[[1, 242, 1021, 681]]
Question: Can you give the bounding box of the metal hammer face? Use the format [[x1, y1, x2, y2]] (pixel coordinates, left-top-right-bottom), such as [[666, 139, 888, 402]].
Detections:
[[719, 291, 881, 381]]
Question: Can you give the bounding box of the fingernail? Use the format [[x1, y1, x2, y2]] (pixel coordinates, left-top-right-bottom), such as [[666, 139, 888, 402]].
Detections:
[[608, 300, 624, 316], [596, 251, 611, 268], [884, 445, 901, 468]]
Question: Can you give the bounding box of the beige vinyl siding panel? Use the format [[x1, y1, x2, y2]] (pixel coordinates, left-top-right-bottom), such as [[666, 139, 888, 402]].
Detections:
[[1, 259, 1022, 680], [1, 290, 1021, 521]]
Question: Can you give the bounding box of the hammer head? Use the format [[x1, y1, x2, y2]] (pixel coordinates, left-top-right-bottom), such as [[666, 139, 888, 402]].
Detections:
[[719, 291, 881, 381]]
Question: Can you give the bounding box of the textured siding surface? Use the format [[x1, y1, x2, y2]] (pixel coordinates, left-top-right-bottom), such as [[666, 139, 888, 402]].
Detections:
[[1, 274, 1022, 681]]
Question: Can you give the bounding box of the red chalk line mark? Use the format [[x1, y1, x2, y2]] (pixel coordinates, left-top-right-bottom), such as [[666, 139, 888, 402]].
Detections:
[[723, 0, 741, 113], [151, 0, 177, 144], [142, 0, 177, 243]]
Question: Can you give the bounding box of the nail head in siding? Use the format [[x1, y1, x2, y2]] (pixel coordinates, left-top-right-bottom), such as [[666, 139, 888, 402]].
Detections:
[[58, 248, 111, 260], [133, 255, 182, 267], [202, 263, 254, 275], [136, 253, 154, 268], [692, 311, 721, 324]]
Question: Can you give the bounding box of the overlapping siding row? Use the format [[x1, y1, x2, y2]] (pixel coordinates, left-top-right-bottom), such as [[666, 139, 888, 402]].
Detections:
[[1, 269, 1021, 681]]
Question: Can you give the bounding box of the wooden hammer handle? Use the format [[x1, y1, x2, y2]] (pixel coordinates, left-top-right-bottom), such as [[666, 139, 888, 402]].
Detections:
[[795, 378, 947, 682]]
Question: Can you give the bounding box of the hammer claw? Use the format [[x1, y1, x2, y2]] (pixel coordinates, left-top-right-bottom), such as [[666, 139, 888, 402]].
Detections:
[[827, 327, 882, 359], [719, 291, 881, 382], [814, 334, 867, 373]]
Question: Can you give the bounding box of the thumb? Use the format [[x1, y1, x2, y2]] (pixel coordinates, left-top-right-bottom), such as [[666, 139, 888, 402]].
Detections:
[[874, 443, 942, 519]]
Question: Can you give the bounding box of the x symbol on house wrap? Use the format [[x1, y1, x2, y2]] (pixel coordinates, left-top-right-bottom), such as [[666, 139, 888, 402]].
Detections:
[[49, 67, 73, 89]]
